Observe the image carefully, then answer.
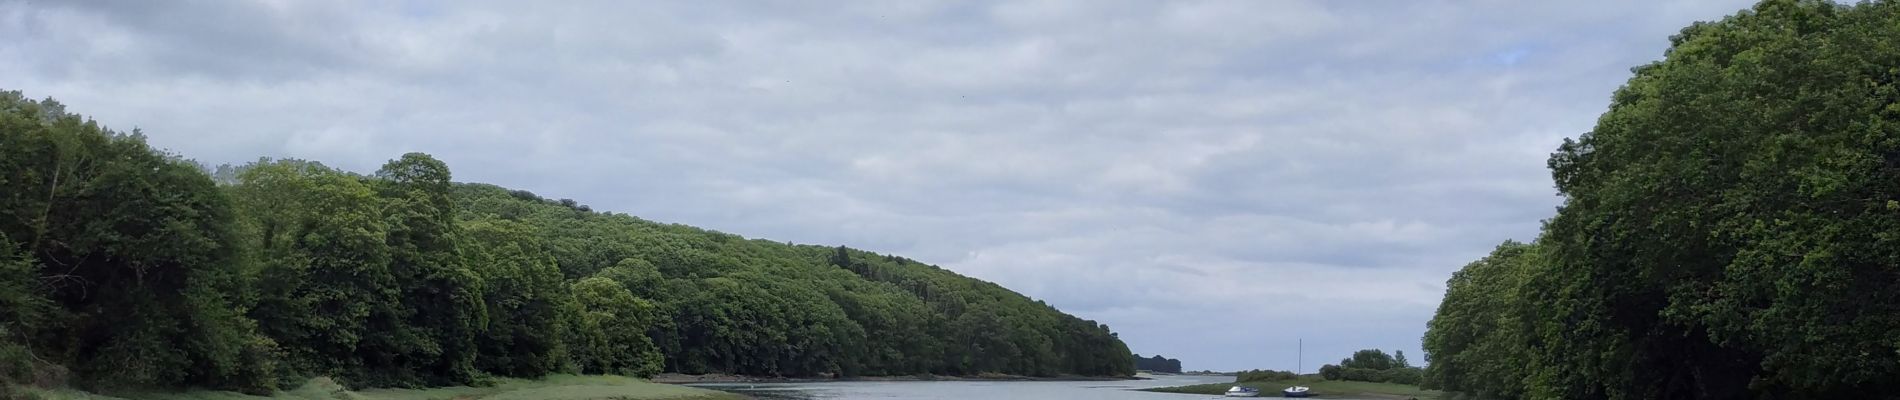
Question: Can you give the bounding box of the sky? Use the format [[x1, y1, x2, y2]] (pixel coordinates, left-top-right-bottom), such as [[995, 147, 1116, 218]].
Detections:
[[1, 0, 1761, 372]]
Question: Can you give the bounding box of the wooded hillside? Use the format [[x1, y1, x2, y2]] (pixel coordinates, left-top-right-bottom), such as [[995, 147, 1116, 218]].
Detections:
[[0, 91, 1135, 395]]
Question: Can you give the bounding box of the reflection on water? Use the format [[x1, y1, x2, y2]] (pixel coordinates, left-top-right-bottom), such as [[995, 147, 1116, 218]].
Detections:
[[690, 374, 1234, 400]]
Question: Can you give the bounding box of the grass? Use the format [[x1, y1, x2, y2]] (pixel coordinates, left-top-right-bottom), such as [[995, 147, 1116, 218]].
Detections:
[[16, 375, 744, 400], [1141, 377, 1442, 399]]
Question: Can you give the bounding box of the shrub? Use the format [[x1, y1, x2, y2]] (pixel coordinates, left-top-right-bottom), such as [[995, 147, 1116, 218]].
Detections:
[[0, 338, 33, 385], [1318, 364, 1424, 385], [1378, 367, 1422, 385], [1319, 364, 1342, 380], [1339, 367, 1379, 382], [1235, 369, 1298, 382]]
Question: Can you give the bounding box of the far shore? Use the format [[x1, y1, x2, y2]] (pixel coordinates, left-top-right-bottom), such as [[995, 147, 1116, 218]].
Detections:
[[653, 372, 1147, 384]]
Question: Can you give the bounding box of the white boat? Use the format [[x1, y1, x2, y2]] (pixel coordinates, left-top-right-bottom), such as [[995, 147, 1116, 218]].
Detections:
[[1224, 386, 1261, 397], [1282, 386, 1311, 398]]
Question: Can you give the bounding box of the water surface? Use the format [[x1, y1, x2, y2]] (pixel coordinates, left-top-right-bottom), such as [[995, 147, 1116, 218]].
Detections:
[[691, 374, 1236, 400]]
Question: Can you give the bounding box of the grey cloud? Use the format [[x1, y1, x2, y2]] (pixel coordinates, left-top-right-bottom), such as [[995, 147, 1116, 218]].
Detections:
[[17, 0, 375, 81], [0, 0, 1760, 372]]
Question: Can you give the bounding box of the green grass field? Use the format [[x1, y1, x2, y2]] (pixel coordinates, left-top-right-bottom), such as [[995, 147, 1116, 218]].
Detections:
[[1141, 377, 1441, 399], [17, 375, 743, 400]]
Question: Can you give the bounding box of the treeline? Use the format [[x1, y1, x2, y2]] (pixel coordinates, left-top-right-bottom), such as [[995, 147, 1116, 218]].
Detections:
[[1234, 369, 1297, 382], [1316, 349, 1419, 385], [0, 91, 1134, 396], [1422, 1, 1900, 399], [1133, 354, 1182, 373], [459, 186, 1134, 379]]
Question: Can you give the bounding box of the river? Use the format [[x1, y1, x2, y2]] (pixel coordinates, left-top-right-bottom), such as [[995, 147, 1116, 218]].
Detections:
[[688, 374, 1236, 399]]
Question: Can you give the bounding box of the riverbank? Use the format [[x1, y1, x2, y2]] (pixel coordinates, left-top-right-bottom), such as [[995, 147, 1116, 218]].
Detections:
[[16, 375, 744, 400], [650, 372, 1142, 384], [1140, 377, 1441, 399]]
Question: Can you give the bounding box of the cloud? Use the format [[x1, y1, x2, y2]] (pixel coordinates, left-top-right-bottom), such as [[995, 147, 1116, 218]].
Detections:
[[0, 0, 1758, 371]]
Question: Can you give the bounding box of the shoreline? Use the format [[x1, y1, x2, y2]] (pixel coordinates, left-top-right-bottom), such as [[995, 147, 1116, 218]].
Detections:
[[20, 375, 744, 400], [1138, 378, 1439, 399], [651, 372, 1145, 384]]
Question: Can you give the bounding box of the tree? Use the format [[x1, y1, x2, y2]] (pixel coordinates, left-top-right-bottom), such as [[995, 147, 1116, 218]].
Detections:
[[1420, 241, 1536, 398], [0, 92, 273, 392], [0, 90, 1143, 395], [1425, 1, 1900, 398], [1134, 354, 1184, 373], [463, 219, 569, 378], [230, 159, 397, 386], [1319, 349, 1422, 384], [1394, 351, 1409, 369], [1533, 1, 1900, 398], [1318, 365, 1342, 381], [569, 277, 663, 377], [0, 239, 51, 387], [370, 152, 486, 386], [1340, 349, 1396, 371], [949, 309, 1019, 374], [595, 258, 663, 298]]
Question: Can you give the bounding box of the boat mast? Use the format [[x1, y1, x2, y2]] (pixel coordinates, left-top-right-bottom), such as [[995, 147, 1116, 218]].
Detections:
[[1297, 338, 1303, 375]]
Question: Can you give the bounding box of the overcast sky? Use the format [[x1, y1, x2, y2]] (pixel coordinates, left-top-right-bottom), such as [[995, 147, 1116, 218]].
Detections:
[[3, 0, 1759, 372]]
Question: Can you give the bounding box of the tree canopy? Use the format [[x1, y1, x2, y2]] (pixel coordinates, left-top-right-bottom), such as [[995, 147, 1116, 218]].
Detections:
[[1423, 1, 1900, 398], [1133, 354, 1183, 373], [0, 91, 1136, 395]]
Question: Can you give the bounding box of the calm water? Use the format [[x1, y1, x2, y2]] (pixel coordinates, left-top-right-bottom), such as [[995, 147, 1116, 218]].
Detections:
[[689, 374, 1238, 400]]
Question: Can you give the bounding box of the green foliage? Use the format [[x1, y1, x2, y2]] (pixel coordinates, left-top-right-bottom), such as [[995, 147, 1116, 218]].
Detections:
[[1318, 365, 1341, 381], [1424, 1, 1900, 399], [371, 153, 488, 387], [567, 277, 663, 377], [1419, 242, 1535, 399], [0, 91, 273, 393], [1338, 349, 1398, 371], [1234, 369, 1297, 382], [1133, 354, 1182, 373], [1376, 367, 1422, 386], [0, 239, 51, 387], [462, 220, 567, 378], [1144, 376, 1442, 399], [1316, 349, 1421, 385], [230, 159, 398, 386], [15, 375, 740, 400], [1321, 366, 1422, 385], [0, 89, 1135, 395], [451, 183, 1135, 378]]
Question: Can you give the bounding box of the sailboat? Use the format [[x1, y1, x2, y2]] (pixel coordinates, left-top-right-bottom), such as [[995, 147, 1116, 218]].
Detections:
[[1282, 338, 1311, 398]]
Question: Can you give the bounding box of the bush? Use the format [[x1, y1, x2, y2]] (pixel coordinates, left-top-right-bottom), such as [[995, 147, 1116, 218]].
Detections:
[[1318, 364, 1423, 385], [1339, 349, 1397, 370], [1318, 364, 1342, 380], [1378, 367, 1422, 385], [1235, 369, 1298, 382], [0, 242, 51, 388], [1339, 367, 1378, 382], [0, 338, 34, 385]]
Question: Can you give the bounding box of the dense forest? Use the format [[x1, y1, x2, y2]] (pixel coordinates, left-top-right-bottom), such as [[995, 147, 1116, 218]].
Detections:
[[1422, 1, 1900, 399], [0, 91, 1135, 396], [1132, 354, 1181, 373]]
